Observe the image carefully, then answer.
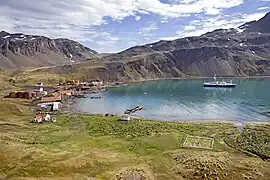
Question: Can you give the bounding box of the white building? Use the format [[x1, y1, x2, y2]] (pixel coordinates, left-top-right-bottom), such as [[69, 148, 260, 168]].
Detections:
[[36, 82, 43, 87], [34, 87, 44, 92], [91, 81, 103, 86], [37, 102, 61, 111], [53, 102, 60, 111], [120, 114, 131, 121], [44, 114, 51, 121]]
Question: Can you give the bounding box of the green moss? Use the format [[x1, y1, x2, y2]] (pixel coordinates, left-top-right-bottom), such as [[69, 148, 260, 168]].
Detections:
[[225, 124, 270, 159], [1, 105, 269, 179]]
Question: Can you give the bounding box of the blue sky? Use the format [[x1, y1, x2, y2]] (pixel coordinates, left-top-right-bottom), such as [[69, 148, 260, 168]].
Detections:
[[0, 0, 269, 53]]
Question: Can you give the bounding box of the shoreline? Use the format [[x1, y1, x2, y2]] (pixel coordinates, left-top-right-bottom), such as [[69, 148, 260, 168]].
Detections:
[[128, 75, 270, 82], [105, 75, 270, 88], [61, 75, 270, 125], [67, 105, 270, 125]]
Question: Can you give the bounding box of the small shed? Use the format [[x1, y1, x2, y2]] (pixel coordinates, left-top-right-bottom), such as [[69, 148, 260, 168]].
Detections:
[[73, 80, 80, 86], [34, 113, 43, 123], [9, 92, 17, 98], [44, 114, 51, 121], [90, 80, 103, 86], [36, 82, 43, 87], [119, 114, 131, 121], [33, 87, 44, 93], [40, 96, 62, 103], [51, 116, 57, 123], [17, 92, 24, 98], [58, 90, 73, 96], [66, 80, 80, 86], [52, 102, 60, 111], [37, 102, 61, 111], [9, 91, 42, 99]]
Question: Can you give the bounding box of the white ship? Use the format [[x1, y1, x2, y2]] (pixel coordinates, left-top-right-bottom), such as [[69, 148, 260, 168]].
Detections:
[[203, 75, 236, 88]]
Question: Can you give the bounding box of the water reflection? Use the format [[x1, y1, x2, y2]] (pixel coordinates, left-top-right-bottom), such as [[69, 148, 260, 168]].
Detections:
[[203, 87, 232, 92], [76, 79, 270, 122]]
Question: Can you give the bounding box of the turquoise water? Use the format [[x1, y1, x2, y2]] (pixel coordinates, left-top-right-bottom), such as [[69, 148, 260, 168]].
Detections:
[[75, 78, 270, 121]]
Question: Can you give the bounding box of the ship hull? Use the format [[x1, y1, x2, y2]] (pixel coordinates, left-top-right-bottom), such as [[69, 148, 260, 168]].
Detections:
[[203, 83, 236, 87]]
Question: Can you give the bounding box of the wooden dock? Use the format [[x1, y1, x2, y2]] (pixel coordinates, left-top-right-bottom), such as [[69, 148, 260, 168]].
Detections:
[[124, 106, 143, 114]]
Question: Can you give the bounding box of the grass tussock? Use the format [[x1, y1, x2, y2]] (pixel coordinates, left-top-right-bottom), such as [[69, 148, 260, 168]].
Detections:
[[225, 124, 270, 160], [1, 111, 269, 179], [0, 84, 269, 180]]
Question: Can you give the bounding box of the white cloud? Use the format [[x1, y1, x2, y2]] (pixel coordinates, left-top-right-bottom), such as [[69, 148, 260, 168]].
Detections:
[[0, 16, 13, 32], [139, 0, 243, 17], [184, 25, 197, 31], [257, 7, 269, 10], [243, 13, 267, 22], [204, 8, 221, 15], [96, 40, 115, 46], [0, 0, 249, 52], [135, 16, 141, 21], [92, 35, 141, 53], [159, 36, 179, 41], [161, 17, 169, 23], [159, 12, 266, 41], [181, 0, 199, 4], [139, 22, 158, 36], [97, 32, 118, 40], [0, 0, 244, 38], [176, 12, 266, 38]]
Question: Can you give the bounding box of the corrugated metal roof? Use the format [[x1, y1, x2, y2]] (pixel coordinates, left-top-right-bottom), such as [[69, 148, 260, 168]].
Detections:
[[40, 96, 61, 103], [58, 90, 73, 94]]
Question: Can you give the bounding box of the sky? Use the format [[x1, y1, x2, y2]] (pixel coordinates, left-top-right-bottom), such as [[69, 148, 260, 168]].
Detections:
[[0, 0, 269, 53]]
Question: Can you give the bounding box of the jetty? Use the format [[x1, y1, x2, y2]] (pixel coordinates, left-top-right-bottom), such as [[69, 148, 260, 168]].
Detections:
[[124, 106, 143, 114]]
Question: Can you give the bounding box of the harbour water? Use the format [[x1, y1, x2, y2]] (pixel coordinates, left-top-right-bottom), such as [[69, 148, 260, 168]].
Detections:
[[75, 78, 270, 122]]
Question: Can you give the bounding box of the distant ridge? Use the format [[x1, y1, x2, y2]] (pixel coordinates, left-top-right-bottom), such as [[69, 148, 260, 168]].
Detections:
[[0, 31, 99, 69], [57, 11, 270, 82], [239, 12, 270, 33], [2, 12, 270, 82]]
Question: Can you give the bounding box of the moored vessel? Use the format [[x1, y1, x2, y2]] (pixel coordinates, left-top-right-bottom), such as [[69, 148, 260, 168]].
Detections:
[[203, 75, 236, 87]]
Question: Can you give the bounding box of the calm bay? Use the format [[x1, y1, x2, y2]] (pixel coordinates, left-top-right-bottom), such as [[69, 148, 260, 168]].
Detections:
[[75, 78, 270, 122]]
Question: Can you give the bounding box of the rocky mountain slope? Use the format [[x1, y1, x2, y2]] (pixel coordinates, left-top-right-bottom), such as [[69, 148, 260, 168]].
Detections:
[[45, 12, 270, 82], [107, 12, 270, 79], [0, 31, 98, 69], [3, 12, 270, 82], [239, 12, 270, 33]]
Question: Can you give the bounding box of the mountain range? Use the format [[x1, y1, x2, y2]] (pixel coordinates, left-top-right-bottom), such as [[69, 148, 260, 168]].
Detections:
[[0, 32, 98, 69], [1, 12, 270, 81]]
